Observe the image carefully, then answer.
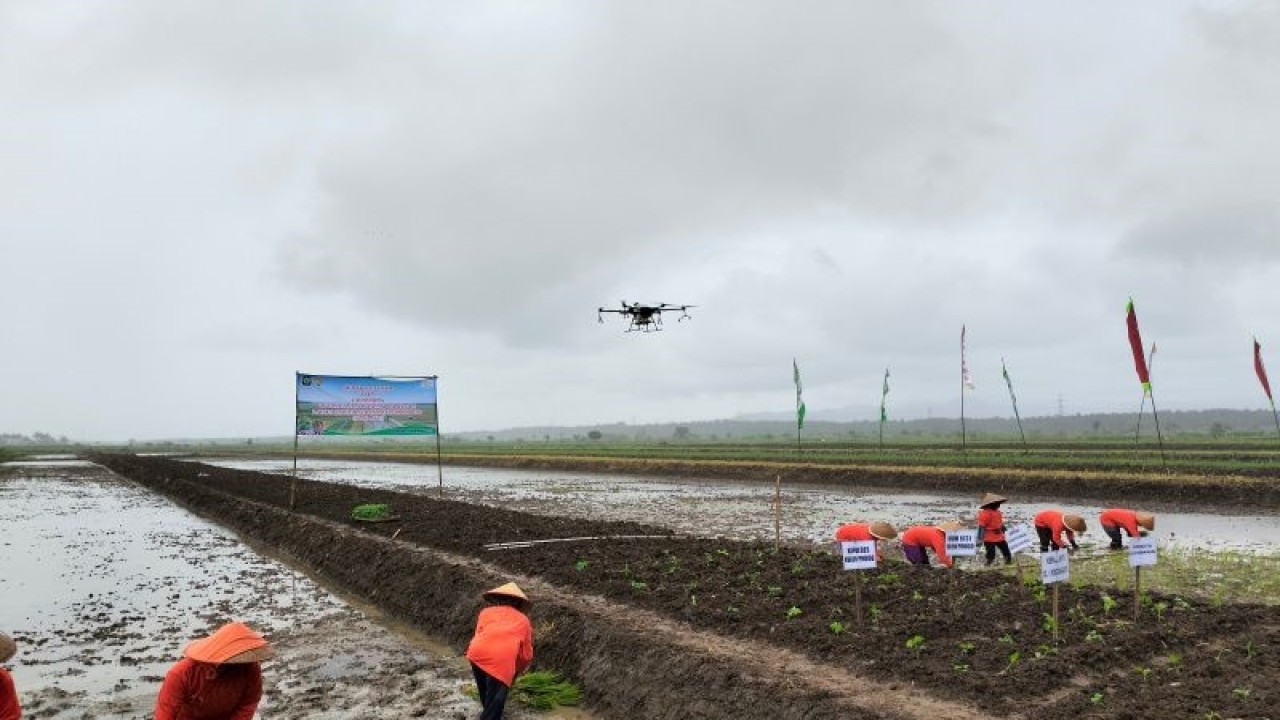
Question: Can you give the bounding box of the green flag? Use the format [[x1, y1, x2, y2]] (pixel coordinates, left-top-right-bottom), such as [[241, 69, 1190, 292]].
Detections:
[[793, 359, 806, 429], [880, 368, 890, 422]]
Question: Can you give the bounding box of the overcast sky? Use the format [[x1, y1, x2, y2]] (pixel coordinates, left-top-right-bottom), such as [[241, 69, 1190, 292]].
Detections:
[[3, 1, 1280, 441]]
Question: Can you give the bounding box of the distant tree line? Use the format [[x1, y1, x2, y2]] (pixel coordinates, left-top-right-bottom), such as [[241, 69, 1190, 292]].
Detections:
[[0, 432, 70, 446], [445, 409, 1280, 443]]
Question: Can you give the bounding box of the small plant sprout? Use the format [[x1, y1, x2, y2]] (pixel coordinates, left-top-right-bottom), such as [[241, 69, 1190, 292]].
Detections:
[[868, 603, 883, 624], [999, 650, 1021, 675], [828, 621, 846, 635], [629, 580, 648, 591], [1152, 601, 1169, 622], [1085, 629, 1104, 643], [786, 606, 803, 620], [957, 641, 975, 655], [952, 663, 969, 673], [1134, 666, 1153, 682], [1244, 639, 1260, 660], [1100, 593, 1118, 615], [1167, 653, 1182, 670], [1233, 687, 1251, 699], [1041, 613, 1058, 634], [573, 559, 589, 572], [767, 585, 783, 596], [1090, 692, 1104, 705], [911, 590, 924, 601], [1204, 712, 1222, 720], [905, 634, 926, 652], [998, 633, 1015, 645], [688, 594, 697, 607], [726, 604, 739, 615]]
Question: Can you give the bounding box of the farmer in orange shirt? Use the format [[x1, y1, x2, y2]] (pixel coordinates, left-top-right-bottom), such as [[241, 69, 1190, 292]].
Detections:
[[833, 521, 898, 560], [466, 582, 534, 720], [1034, 509, 1086, 553], [976, 493, 1011, 566], [1, 632, 20, 720], [1099, 508, 1155, 550], [900, 522, 962, 568], [154, 621, 273, 720]]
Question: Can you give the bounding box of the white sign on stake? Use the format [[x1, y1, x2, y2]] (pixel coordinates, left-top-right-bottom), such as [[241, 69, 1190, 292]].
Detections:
[[841, 540, 878, 570], [945, 529, 979, 557], [1005, 523, 1035, 555], [1129, 537, 1158, 568], [1040, 549, 1070, 584]]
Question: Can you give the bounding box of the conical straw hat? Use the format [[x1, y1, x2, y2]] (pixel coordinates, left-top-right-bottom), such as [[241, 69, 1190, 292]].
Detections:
[[1136, 512, 1155, 531], [979, 493, 1007, 508], [0, 632, 15, 663], [184, 622, 274, 665], [483, 582, 530, 608], [936, 520, 965, 532], [1063, 514, 1087, 533], [869, 522, 898, 540]]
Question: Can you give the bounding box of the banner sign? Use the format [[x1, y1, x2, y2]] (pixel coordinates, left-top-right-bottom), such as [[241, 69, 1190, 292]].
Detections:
[[945, 529, 979, 557], [296, 374, 438, 436], [1005, 524, 1035, 555], [1129, 537, 1158, 568], [840, 541, 877, 570], [1041, 549, 1070, 584]]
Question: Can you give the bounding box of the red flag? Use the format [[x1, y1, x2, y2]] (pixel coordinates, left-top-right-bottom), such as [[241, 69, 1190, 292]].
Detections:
[[1256, 338, 1273, 402], [1126, 298, 1151, 394]]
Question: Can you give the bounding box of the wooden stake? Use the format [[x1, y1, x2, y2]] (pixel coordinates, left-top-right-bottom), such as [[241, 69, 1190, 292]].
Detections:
[[1052, 583, 1061, 643], [773, 475, 781, 552], [1014, 553, 1026, 593], [1134, 565, 1142, 622], [854, 572, 864, 628]]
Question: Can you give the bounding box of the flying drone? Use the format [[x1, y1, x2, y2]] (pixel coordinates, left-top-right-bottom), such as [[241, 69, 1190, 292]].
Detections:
[[597, 301, 694, 333]]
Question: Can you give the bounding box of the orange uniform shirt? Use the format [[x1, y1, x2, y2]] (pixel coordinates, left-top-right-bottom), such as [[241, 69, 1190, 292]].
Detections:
[[1034, 510, 1076, 549], [976, 508, 1006, 543], [900, 526, 953, 568], [1099, 508, 1140, 537], [834, 523, 883, 560], [466, 605, 534, 687], [154, 659, 261, 720], [0, 668, 19, 720]]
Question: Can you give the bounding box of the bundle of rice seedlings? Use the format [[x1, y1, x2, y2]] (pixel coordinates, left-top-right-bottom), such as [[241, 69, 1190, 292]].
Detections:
[[512, 670, 582, 710], [350, 503, 392, 520]]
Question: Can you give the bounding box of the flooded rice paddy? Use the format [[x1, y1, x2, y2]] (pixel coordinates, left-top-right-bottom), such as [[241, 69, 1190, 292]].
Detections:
[[0, 459, 570, 719], [210, 458, 1280, 554]]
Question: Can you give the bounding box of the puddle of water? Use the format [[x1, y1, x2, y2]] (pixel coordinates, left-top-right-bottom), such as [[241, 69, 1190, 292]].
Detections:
[[0, 465, 584, 719], [207, 458, 1280, 554]]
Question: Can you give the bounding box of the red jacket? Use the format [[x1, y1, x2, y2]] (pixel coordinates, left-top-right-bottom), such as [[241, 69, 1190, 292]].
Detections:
[[0, 668, 19, 720], [1099, 508, 1140, 537], [900, 526, 953, 568], [466, 605, 534, 687], [154, 659, 261, 720], [1034, 510, 1077, 549], [976, 508, 1006, 543]]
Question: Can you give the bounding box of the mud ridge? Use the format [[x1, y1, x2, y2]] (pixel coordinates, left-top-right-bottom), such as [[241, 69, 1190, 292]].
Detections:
[[291, 452, 1280, 509]]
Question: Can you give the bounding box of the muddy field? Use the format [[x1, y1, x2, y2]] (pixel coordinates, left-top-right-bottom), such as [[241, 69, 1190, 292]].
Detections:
[[93, 454, 1279, 719], [0, 460, 565, 720]]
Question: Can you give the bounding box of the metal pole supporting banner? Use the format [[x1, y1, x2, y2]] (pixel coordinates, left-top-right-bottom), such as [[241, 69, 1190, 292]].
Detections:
[[291, 374, 299, 511], [433, 377, 443, 497]]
